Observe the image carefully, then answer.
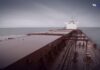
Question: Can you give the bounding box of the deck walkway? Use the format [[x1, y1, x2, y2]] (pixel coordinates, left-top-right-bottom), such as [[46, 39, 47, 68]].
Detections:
[[50, 30, 100, 70]]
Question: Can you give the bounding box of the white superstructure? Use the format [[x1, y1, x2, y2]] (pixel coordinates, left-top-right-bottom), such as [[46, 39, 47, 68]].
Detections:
[[65, 20, 77, 29]]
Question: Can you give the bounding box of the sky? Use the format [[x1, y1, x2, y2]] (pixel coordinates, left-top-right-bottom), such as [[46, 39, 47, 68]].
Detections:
[[0, 0, 100, 28]]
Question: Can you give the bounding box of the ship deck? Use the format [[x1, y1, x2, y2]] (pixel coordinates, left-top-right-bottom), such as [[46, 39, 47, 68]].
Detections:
[[1, 29, 100, 70], [0, 29, 72, 69]]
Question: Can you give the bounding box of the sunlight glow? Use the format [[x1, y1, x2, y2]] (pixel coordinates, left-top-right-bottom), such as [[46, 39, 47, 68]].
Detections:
[[92, 4, 97, 7]]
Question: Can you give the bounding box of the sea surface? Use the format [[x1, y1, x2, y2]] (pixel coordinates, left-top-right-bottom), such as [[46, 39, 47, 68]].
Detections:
[[0, 27, 60, 40], [0, 27, 100, 46], [0, 27, 60, 36]]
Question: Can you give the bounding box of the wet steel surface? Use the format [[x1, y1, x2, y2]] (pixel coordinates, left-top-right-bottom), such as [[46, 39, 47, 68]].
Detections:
[[50, 30, 100, 70], [0, 35, 61, 69], [1, 29, 100, 70]]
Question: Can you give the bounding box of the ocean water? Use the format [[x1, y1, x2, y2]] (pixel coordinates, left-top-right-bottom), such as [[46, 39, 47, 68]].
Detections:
[[0, 27, 61, 40], [0, 27, 61, 36], [0, 27, 100, 46]]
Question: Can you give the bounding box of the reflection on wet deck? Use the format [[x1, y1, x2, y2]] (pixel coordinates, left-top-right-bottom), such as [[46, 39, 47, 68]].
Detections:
[[1, 29, 100, 70], [0, 35, 61, 69], [51, 30, 100, 70]]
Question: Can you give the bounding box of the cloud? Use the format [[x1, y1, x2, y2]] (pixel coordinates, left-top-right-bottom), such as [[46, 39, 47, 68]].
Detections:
[[0, 0, 100, 27]]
